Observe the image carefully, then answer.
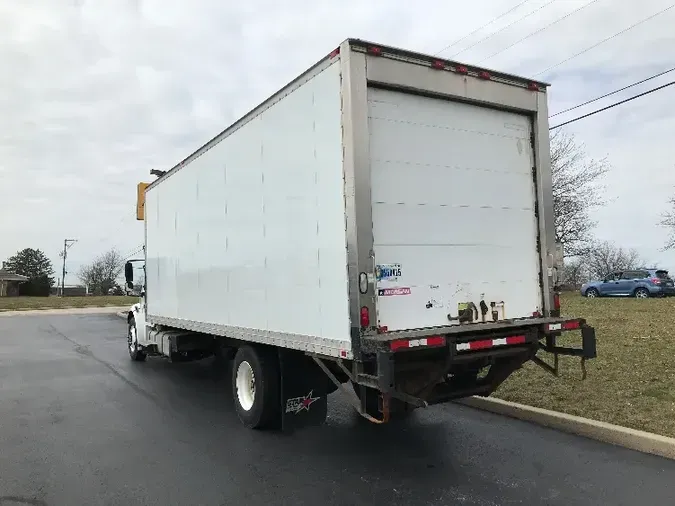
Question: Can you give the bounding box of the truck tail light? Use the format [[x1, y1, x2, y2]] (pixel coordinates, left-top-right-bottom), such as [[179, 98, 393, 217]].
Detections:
[[553, 293, 561, 311], [368, 46, 382, 56], [478, 71, 491, 80], [455, 65, 468, 74], [432, 60, 445, 69], [360, 307, 370, 327]]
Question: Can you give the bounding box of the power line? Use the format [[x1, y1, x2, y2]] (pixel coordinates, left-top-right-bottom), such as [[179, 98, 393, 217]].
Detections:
[[534, 4, 675, 77], [448, 0, 556, 59], [478, 0, 601, 64], [122, 244, 144, 260], [434, 0, 532, 56], [549, 79, 675, 130], [550, 66, 675, 117]]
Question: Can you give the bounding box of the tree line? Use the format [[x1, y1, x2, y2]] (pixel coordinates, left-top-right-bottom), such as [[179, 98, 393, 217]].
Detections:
[[3, 247, 128, 296]]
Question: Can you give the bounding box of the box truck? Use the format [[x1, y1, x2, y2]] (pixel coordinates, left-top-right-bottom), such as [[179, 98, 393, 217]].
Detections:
[[124, 39, 597, 431]]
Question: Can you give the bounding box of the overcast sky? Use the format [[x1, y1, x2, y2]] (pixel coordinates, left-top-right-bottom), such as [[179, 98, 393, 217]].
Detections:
[[1, 0, 674, 284]]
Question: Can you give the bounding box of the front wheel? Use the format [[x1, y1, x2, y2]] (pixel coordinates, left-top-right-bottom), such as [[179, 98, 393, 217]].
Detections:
[[585, 288, 600, 298], [127, 316, 146, 362]]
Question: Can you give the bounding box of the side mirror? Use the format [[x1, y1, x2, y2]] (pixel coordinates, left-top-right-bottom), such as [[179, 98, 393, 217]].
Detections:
[[124, 262, 133, 290]]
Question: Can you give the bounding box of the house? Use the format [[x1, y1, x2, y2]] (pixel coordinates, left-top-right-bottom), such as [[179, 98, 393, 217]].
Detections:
[[0, 262, 28, 297]]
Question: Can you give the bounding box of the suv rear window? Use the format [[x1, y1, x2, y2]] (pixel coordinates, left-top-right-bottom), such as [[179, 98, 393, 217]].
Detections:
[[655, 270, 670, 279]]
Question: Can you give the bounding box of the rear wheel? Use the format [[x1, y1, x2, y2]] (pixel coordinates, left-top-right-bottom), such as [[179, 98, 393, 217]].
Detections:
[[232, 346, 280, 429], [127, 316, 146, 362], [634, 287, 650, 299], [585, 288, 599, 298]]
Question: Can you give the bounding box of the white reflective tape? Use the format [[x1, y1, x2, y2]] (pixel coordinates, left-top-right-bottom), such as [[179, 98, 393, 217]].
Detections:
[[408, 338, 428, 348], [548, 323, 562, 331], [492, 338, 507, 346], [456, 342, 471, 351]]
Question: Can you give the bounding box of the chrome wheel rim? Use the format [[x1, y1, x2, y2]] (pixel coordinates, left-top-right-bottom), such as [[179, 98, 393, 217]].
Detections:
[[128, 324, 136, 354], [236, 361, 256, 411]]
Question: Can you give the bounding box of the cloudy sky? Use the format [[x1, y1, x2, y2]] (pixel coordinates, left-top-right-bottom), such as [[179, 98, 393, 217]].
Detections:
[[1, 0, 674, 284]]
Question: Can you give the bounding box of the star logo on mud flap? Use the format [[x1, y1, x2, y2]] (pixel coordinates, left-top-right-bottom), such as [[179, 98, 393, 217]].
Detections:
[[285, 390, 320, 414]]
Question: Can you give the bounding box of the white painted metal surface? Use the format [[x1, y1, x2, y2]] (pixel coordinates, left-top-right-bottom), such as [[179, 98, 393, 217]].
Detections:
[[368, 88, 542, 331], [145, 60, 352, 356]]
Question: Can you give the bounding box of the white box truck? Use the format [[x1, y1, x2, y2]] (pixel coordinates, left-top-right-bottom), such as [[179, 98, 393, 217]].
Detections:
[[124, 39, 596, 430]]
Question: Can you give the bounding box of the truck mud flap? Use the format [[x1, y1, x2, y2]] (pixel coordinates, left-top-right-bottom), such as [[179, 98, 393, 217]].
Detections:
[[278, 349, 328, 432]]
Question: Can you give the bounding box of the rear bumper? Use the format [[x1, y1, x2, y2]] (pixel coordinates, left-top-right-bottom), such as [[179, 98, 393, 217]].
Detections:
[[360, 316, 566, 353], [355, 318, 596, 412], [653, 286, 675, 296]]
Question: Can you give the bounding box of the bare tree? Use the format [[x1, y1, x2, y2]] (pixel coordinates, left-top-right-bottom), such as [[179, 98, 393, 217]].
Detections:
[[582, 241, 644, 281], [79, 249, 126, 295], [561, 258, 588, 289], [551, 130, 609, 257], [660, 193, 675, 250]]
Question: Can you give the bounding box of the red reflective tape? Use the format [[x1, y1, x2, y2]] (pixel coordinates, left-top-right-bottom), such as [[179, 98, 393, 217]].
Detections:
[[470, 339, 494, 350], [390, 336, 446, 352], [390, 339, 409, 351], [505, 335, 526, 345], [426, 336, 446, 347], [563, 320, 580, 330]]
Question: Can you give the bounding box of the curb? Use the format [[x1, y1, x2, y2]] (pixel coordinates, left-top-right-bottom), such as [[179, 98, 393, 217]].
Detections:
[[0, 306, 130, 317], [456, 396, 675, 460]]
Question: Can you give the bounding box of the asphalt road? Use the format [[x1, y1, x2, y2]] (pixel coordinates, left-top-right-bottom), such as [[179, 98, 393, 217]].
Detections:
[[1, 313, 674, 506]]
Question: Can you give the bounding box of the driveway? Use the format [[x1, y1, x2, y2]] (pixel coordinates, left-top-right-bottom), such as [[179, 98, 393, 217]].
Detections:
[[0, 312, 674, 505]]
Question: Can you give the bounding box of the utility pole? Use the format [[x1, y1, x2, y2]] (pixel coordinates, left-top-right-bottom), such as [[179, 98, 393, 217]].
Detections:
[[59, 239, 77, 297]]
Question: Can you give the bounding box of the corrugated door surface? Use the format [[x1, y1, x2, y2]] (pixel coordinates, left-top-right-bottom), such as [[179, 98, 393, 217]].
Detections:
[[368, 88, 542, 331]]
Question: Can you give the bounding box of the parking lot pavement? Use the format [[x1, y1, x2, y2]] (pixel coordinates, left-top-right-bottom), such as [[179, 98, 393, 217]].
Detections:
[[1, 313, 674, 506]]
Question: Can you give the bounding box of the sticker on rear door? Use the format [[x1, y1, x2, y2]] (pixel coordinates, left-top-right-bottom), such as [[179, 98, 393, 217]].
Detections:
[[378, 287, 411, 297], [376, 264, 402, 282]]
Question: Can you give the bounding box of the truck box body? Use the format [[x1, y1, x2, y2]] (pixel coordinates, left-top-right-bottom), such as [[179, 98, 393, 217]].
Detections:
[[143, 39, 554, 360]]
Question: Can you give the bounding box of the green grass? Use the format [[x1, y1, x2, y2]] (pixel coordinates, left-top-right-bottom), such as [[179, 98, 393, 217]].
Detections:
[[494, 293, 675, 438], [0, 296, 138, 312]]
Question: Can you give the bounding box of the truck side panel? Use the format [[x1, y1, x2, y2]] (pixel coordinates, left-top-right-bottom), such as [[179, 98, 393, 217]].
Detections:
[[145, 59, 353, 357]]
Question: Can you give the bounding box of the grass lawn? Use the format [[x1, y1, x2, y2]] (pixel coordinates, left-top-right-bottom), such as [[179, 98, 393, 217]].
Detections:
[[0, 295, 138, 312], [494, 292, 675, 438]]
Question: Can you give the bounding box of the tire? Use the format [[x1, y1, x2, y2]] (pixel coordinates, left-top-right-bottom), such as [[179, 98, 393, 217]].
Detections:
[[634, 288, 650, 299], [232, 345, 280, 430], [585, 288, 599, 298], [127, 316, 146, 362]]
